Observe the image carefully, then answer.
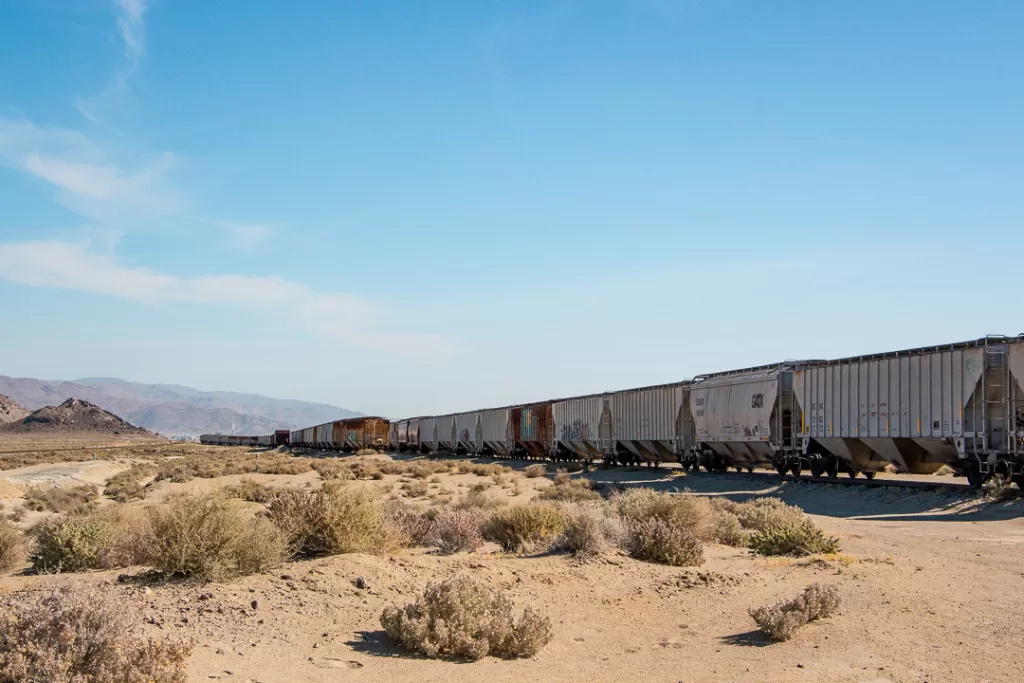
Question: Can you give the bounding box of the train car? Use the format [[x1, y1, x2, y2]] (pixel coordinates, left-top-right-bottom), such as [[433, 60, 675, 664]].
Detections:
[[686, 363, 804, 473], [479, 407, 513, 456], [513, 401, 553, 458], [610, 381, 692, 465], [797, 335, 1024, 485], [257, 434, 273, 447], [407, 418, 421, 452], [455, 411, 479, 454], [388, 422, 400, 451], [274, 430, 290, 446], [419, 416, 437, 453], [436, 414, 456, 452], [552, 394, 612, 462]]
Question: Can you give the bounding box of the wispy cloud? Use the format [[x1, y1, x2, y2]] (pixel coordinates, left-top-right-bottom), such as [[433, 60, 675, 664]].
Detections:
[[216, 221, 276, 251], [76, 0, 150, 124], [0, 240, 460, 360], [115, 0, 148, 61], [0, 119, 182, 222]]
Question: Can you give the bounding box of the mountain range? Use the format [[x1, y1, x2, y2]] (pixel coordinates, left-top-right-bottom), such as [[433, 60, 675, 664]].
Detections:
[[0, 376, 360, 438]]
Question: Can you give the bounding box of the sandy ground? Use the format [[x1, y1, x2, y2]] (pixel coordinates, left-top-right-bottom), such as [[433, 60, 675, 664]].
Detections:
[[1, 447, 1021, 683]]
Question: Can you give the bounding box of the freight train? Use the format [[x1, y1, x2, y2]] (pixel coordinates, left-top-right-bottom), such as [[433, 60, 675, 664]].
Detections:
[[225, 335, 1024, 488]]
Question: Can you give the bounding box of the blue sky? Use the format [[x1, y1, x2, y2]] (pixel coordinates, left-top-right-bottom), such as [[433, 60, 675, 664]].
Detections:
[[1, 0, 1022, 419]]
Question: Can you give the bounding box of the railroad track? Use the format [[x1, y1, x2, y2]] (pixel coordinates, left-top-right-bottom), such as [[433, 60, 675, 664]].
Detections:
[[699, 469, 973, 493]]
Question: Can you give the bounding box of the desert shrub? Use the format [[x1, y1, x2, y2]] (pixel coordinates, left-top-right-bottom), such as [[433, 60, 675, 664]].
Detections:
[[552, 470, 571, 486], [224, 478, 276, 503], [431, 509, 485, 555], [312, 461, 354, 481], [267, 483, 392, 557], [612, 489, 713, 540], [747, 519, 841, 556], [558, 504, 611, 558], [484, 504, 565, 553], [380, 575, 553, 660], [736, 497, 805, 532], [749, 583, 841, 641], [0, 520, 26, 574], [93, 506, 155, 569], [709, 497, 742, 515], [710, 510, 748, 547], [538, 477, 602, 503], [147, 493, 287, 580], [7, 505, 25, 523], [31, 515, 112, 573], [406, 463, 434, 479], [104, 463, 158, 502], [350, 460, 382, 480], [524, 464, 545, 478], [983, 475, 1022, 502], [380, 500, 434, 546], [403, 480, 430, 498], [454, 485, 504, 512], [24, 484, 99, 515], [0, 587, 190, 683], [464, 463, 512, 477], [626, 518, 704, 566]]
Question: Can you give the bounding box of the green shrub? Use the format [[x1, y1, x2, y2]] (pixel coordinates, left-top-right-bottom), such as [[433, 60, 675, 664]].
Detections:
[[380, 575, 553, 660], [484, 504, 565, 554], [31, 516, 111, 573], [0, 587, 191, 683], [749, 583, 841, 641], [747, 519, 840, 556], [626, 518, 704, 566]]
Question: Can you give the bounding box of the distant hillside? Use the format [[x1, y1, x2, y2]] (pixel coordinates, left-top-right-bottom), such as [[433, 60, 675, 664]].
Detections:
[[0, 376, 360, 438], [0, 394, 28, 424], [0, 397, 154, 436]]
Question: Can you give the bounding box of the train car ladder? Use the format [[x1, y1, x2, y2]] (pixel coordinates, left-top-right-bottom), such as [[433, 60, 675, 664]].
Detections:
[[985, 346, 1010, 456]]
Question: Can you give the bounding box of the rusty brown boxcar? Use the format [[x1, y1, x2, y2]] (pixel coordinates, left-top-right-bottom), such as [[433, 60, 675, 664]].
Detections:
[[512, 401, 554, 458]]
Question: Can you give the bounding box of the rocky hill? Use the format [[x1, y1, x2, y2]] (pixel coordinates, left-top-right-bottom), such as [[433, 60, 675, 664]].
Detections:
[[0, 398, 154, 436], [0, 394, 28, 424], [0, 376, 360, 439]]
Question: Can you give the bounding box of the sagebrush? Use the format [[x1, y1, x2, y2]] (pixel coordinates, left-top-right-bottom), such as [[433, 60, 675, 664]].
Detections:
[[0, 520, 25, 574], [380, 575, 553, 660], [147, 493, 287, 580], [626, 518, 704, 566], [749, 583, 841, 641], [267, 483, 397, 557], [747, 519, 840, 556], [484, 504, 565, 554], [0, 587, 191, 683]]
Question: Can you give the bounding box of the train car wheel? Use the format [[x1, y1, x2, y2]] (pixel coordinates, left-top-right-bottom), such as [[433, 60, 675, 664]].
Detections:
[[863, 471, 876, 480], [847, 470, 859, 479], [965, 464, 985, 488], [827, 457, 839, 479], [810, 458, 823, 478]]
